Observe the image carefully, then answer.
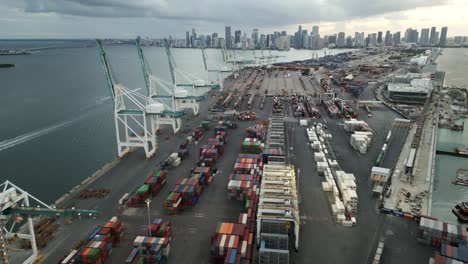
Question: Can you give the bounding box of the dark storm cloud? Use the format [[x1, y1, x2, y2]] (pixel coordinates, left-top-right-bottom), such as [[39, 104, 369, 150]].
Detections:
[[11, 0, 447, 26]]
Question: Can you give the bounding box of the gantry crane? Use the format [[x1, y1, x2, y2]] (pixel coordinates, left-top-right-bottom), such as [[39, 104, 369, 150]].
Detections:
[[0, 181, 99, 264], [201, 47, 235, 91], [163, 39, 202, 116], [136, 37, 203, 115], [97, 39, 181, 158]]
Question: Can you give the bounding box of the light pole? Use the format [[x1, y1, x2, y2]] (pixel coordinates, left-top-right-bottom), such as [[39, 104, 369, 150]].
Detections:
[[195, 140, 199, 167], [145, 198, 151, 237]]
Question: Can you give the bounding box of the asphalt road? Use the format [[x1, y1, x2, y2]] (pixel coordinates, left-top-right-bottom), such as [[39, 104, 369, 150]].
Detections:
[[37, 92, 272, 264], [288, 102, 433, 264]]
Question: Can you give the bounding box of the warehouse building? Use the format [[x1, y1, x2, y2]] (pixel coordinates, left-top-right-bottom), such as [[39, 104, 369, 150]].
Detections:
[[386, 78, 433, 104]]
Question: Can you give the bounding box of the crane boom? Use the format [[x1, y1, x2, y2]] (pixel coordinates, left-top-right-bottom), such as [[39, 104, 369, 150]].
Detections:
[[96, 39, 116, 101], [3, 207, 99, 217], [163, 39, 176, 85], [201, 48, 208, 71], [136, 37, 153, 97]]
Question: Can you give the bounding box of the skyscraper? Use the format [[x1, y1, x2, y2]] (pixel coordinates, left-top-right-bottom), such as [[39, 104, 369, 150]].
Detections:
[[234, 30, 241, 45], [252, 29, 259, 47], [420, 28, 430, 46], [312, 25, 319, 36], [430, 27, 437, 45], [212, 33, 218, 48], [191, 28, 197, 48], [377, 31, 383, 44], [409, 29, 419, 43], [186, 31, 190, 48], [337, 32, 345, 47], [281, 31, 287, 37], [439, 27, 448, 46], [206, 35, 211, 48], [225, 26, 232, 49], [384, 31, 392, 46], [393, 32, 401, 46]]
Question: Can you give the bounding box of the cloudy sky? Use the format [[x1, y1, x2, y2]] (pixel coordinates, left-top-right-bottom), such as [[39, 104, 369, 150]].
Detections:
[[0, 0, 466, 38]]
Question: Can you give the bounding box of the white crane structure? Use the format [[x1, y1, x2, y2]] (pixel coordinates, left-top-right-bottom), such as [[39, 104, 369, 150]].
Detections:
[[163, 39, 204, 116], [0, 181, 98, 264], [201, 47, 235, 91], [97, 39, 182, 159]]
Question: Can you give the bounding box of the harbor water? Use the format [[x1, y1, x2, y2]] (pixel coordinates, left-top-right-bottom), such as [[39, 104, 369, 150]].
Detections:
[[432, 48, 468, 223], [0, 40, 348, 203]]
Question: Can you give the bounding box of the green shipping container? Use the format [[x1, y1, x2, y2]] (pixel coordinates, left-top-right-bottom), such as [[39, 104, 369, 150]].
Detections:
[[166, 192, 174, 201], [137, 256, 145, 264], [136, 184, 150, 195], [86, 248, 101, 260]]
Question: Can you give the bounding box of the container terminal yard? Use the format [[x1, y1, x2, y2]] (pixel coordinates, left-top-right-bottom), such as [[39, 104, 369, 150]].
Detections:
[[3, 45, 467, 264]]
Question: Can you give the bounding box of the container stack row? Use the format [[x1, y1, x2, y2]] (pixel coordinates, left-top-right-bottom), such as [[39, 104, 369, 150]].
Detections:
[[335, 171, 358, 213], [209, 123, 269, 264], [309, 123, 357, 226], [343, 119, 372, 132], [350, 131, 373, 154], [163, 126, 228, 215], [125, 219, 172, 264], [60, 217, 125, 264], [210, 220, 255, 264], [440, 242, 468, 262], [429, 255, 465, 264], [127, 170, 168, 208], [418, 217, 468, 247], [228, 154, 262, 201], [162, 166, 212, 215]]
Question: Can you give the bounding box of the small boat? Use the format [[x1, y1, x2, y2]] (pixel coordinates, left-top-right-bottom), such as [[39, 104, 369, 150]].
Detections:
[[452, 202, 468, 222], [452, 169, 468, 186], [455, 147, 468, 156]]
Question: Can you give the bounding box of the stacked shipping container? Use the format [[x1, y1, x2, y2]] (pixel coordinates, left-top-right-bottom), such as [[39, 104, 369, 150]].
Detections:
[[163, 126, 229, 214], [125, 218, 172, 264], [60, 217, 125, 264], [418, 217, 468, 248], [127, 171, 167, 208]]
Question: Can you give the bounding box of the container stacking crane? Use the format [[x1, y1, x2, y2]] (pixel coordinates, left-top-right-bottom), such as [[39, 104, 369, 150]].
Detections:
[[97, 39, 179, 158], [0, 180, 99, 264], [163, 39, 201, 116]]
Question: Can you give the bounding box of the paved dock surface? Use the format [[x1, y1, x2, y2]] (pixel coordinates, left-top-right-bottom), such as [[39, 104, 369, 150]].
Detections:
[[27, 69, 436, 264]]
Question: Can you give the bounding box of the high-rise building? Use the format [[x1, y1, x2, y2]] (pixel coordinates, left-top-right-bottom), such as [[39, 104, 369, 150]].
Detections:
[[408, 29, 419, 44], [430, 27, 437, 45], [234, 30, 241, 44], [393, 32, 401, 46], [281, 31, 287, 37], [377, 31, 383, 44], [420, 29, 430, 46], [294, 32, 301, 49], [312, 25, 319, 36], [199, 35, 206, 48], [252, 29, 259, 47], [206, 35, 211, 48], [337, 32, 345, 47], [439, 27, 448, 46], [384, 31, 392, 46], [260, 34, 266, 48], [211, 33, 218, 48], [241, 33, 247, 50], [328, 35, 337, 45], [346, 36, 353, 47], [225, 26, 232, 49], [191, 28, 197, 47], [435, 32, 440, 44], [370, 33, 377, 46], [186, 31, 190, 48]]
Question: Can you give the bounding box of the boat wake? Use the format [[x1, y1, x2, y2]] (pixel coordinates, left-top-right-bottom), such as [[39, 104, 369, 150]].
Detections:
[[0, 119, 76, 152]]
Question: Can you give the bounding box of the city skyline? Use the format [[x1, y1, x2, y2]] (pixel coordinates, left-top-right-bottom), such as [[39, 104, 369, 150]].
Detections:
[[0, 0, 467, 38], [179, 24, 462, 50]]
